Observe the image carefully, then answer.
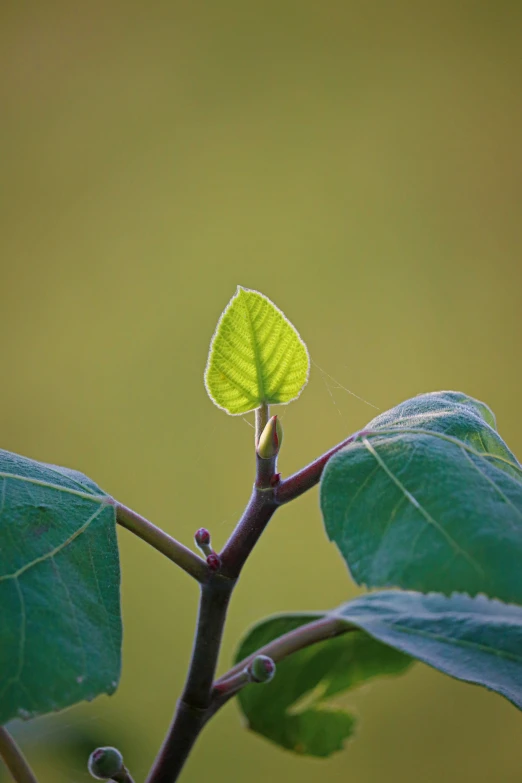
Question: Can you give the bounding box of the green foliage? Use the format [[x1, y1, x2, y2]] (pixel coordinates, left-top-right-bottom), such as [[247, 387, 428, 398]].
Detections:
[[235, 612, 412, 756], [0, 450, 121, 724], [320, 392, 522, 603], [235, 589, 522, 756], [2, 287, 521, 782], [333, 590, 522, 711], [204, 286, 309, 414]]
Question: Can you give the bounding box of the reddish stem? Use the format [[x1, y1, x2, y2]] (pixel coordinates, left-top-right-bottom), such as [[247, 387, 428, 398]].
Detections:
[[274, 430, 365, 504], [146, 425, 364, 782]]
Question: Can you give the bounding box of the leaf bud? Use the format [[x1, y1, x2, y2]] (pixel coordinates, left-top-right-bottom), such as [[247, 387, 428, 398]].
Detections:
[[88, 747, 124, 780], [257, 415, 283, 460], [206, 552, 221, 572], [195, 528, 213, 556], [195, 528, 210, 546], [248, 655, 276, 683]]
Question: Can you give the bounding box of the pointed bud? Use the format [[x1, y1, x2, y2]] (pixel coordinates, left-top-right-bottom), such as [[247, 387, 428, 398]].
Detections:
[[88, 747, 124, 780], [257, 416, 283, 459], [248, 655, 276, 683], [206, 552, 221, 572]]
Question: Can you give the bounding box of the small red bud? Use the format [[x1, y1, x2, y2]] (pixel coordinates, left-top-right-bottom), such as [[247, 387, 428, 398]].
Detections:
[[270, 472, 281, 487], [195, 528, 211, 546], [206, 552, 221, 572], [195, 528, 213, 556]]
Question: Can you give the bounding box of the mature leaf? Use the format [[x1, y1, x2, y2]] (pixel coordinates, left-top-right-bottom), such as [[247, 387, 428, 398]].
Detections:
[[235, 613, 411, 756], [205, 286, 309, 414], [334, 590, 522, 711], [235, 590, 522, 758], [320, 391, 522, 603], [0, 449, 121, 724]]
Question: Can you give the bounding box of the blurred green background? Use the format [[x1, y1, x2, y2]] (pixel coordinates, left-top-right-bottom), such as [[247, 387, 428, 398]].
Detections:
[[1, 1, 522, 781]]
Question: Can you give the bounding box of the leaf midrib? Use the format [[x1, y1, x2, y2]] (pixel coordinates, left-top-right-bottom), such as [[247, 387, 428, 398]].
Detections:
[[0, 471, 108, 502], [240, 291, 266, 403], [361, 437, 485, 577]]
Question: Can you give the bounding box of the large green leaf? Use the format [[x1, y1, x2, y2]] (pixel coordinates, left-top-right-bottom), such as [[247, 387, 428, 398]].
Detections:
[[334, 590, 522, 711], [235, 590, 522, 757], [204, 286, 309, 414], [320, 391, 522, 602], [0, 449, 121, 724], [235, 612, 411, 757]]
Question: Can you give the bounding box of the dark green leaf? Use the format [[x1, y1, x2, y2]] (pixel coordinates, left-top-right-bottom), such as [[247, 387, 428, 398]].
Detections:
[[0, 449, 121, 724], [335, 590, 522, 711], [235, 613, 411, 757], [235, 589, 522, 759], [320, 391, 522, 602]]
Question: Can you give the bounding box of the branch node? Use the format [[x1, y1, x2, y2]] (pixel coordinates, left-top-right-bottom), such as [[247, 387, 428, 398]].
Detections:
[[206, 552, 221, 572]]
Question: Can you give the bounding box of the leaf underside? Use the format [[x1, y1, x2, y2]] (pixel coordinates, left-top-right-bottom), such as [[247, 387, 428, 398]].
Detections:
[[0, 449, 121, 724], [204, 286, 309, 414], [320, 391, 522, 603], [235, 590, 522, 757], [235, 611, 411, 757], [335, 590, 522, 711]]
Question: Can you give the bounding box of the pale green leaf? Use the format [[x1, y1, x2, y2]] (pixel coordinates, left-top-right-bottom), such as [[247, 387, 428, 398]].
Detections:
[[0, 449, 121, 723], [205, 286, 309, 414]]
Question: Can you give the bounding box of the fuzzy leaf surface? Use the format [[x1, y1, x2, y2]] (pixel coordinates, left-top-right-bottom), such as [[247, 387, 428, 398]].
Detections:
[[0, 449, 121, 723], [334, 590, 522, 710], [205, 286, 309, 414], [320, 391, 522, 602]]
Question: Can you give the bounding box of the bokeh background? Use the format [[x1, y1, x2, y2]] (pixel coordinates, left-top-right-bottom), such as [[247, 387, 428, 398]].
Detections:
[[1, 2, 522, 781]]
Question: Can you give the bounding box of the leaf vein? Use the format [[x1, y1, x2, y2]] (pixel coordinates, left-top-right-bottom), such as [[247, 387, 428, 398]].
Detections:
[[361, 437, 484, 577], [0, 503, 109, 583]]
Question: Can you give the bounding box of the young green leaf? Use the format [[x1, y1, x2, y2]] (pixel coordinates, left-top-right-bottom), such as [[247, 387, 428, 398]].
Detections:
[[235, 613, 411, 757], [0, 449, 121, 724], [333, 590, 522, 711], [204, 286, 309, 415], [320, 391, 522, 603]]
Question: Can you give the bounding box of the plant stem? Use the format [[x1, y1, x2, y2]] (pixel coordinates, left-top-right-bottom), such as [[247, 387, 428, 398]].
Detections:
[[115, 502, 208, 583], [255, 403, 269, 446], [147, 428, 280, 781], [114, 769, 136, 783], [0, 727, 39, 783], [274, 429, 367, 504], [146, 426, 366, 781], [216, 615, 348, 688], [181, 579, 235, 708], [208, 616, 352, 720], [211, 667, 249, 698], [146, 576, 234, 783], [219, 487, 278, 579]]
